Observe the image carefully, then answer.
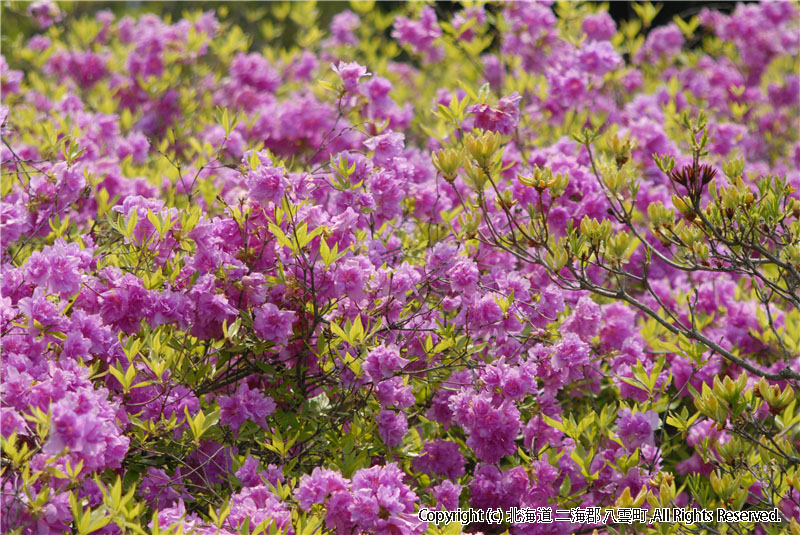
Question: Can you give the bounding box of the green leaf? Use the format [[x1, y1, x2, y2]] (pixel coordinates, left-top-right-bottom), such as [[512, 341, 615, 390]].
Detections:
[[329, 321, 350, 344], [269, 223, 293, 249]]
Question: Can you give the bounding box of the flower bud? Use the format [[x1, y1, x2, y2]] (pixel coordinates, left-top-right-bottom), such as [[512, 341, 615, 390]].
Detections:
[[722, 156, 745, 180], [518, 166, 568, 197], [602, 165, 625, 195], [465, 131, 502, 168], [647, 201, 675, 232], [715, 435, 743, 464], [784, 244, 800, 267], [463, 160, 488, 191], [432, 148, 465, 183], [545, 240, 569, 271], [672, 194, 693, 217], [712, 374, 748, 406], [549, 171, 569, 198], [756, 377, 795, 412], [606, 231, 634, 264], [580, 217, 612, 246], [695, 383, 730, 423]]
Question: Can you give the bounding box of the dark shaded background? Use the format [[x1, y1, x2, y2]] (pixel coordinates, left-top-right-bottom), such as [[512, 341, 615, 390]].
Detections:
[[0, 0, 751, 69], [1, 1, 749, 60], [58, 1, 746, 25], [613, 1, 748, 23]]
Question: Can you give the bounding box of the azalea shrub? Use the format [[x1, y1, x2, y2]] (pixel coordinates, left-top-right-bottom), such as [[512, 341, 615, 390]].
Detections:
[[2, 1, 800, 535]]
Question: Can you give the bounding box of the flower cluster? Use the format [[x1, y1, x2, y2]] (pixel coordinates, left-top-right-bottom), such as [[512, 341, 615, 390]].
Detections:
[[2, 2, 799, 535], [296, 464, 425, 535]]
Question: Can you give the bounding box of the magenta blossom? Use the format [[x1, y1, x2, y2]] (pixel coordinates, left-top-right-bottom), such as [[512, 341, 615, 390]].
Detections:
[[617, 409, 660, 450], [331, 61, 371, 92], [363, 131, 405, 166]]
